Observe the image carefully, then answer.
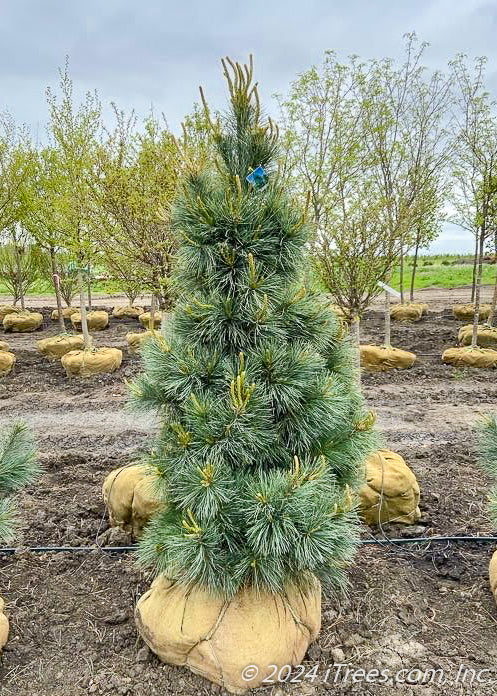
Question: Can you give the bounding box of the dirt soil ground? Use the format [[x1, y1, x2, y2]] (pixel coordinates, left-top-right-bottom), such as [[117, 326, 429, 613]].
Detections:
[[1, 291, 497, 695]]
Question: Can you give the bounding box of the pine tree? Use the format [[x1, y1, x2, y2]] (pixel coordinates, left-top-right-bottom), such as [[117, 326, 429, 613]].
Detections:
[[0, 422, 39, 543], [130, 56, 378, 599]]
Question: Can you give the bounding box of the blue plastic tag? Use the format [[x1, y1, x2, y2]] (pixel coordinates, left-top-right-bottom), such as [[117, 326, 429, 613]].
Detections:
[[246, 165, 267, 189]]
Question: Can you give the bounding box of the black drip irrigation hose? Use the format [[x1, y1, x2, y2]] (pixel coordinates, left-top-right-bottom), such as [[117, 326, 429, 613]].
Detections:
[[2, 535, 497, 555]]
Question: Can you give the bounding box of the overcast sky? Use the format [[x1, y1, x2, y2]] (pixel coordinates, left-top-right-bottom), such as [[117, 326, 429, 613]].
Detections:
[[1, 0, 496, 253]]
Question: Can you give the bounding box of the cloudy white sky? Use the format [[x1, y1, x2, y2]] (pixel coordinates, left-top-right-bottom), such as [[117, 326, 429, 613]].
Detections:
[[1, 0, 496, 253]]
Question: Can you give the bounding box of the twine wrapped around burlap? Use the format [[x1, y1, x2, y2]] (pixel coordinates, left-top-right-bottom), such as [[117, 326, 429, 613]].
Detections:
[[390, 304, 423, 322], [126, 331, 154, 354], [0, 351, 15, 377], [70, 310, 109, 331], [139, 312, 162, 329], [61, 347, 122, 377], [453, 304, 491, 321], [135, 575, 321, 694], [102, 464, 162, 537], [358, 449, 421, 526], [458, 324, 497, 348], [0, 597, 8, 651], [51, 307, 78, 321], [0, 340, 9, 352], [0, 305, 19, 321], [3, 312, 43, 333], [112, 305, 145, 319], [442, 346, 497, 368], [489, 550, 497, 607], [38, 334, 85, 359], [360, 345, 416, 371]]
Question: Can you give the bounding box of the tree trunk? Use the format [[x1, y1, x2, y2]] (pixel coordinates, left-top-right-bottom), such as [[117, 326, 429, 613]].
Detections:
[[14, 246, 25, 311], [384, 290, 391, 347], [471, 230, 486, 348], [50, 246, 65, 333], [87, 261, 92, 311], [351, 314, 361, 383], [150, 293, 156, 332], [410, 240, 419, 303], [488, 265, 497, 328], [399, 246, 405, 304], [471, 232, 479, 303], [78, 268, 92, 350]]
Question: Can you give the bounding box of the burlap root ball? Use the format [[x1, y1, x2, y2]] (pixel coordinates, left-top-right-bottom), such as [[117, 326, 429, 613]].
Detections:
[[102, 464, 162, 537], [0, 305, 19, 321], [51, 307, 79, 321], [0, 597, 8, 651], [38, 334, 85, 359], [61, 347, 122, 377], [358, 449, 421, 526], [0, 340, 10, 351], [458, 324, 497, 348], [489, 550, 497, 607], [3, 312, 43, 333], [112, 305, 145, 319], [70, 310, 109, 331], [327, 303, 346, 318], [135, 575, 321, 694], [453, 304, 491, 321], [126, 331, 154, 355], [442, 346, 497, 368], [139, 311, 162, 329], [360, 345, 416, 371], [0, 351, 15, 377], [390, 304, 423, 322]]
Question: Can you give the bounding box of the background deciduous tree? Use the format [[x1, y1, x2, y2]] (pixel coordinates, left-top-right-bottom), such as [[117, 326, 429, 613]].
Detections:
[[450, 54, 497, 346], [94, 105, 213, 328], [95, 110, 179, 327], [45, 59, 102, 348], [277, 37, 450, 353], [0, 228, 45, 310], [24, 146, 70, 330]]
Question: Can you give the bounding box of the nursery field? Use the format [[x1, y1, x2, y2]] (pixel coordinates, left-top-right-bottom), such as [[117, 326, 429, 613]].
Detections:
[[1, 290, 497, 695]]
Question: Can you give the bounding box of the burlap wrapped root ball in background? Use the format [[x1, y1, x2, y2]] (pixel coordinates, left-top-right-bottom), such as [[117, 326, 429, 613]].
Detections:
[[490, 551, 497, 607], [0, 351, 15, 377], [0, 340, 10, 352], [0, 597, 8, 651], [326, 303, 346, 318], [112, 305, 145, 320], [442, 346, 497, 368], [38, 334, 85, 359], [135, 575, 321, 695], [453, 304, 492, 321], [3, 312, 43, 333], [102, 464, 162, 537], [139, 311, 162, 329], [0, 305, 19, 322], [51, 307, 78, 321], [390, 304, 423, 322], [126, 331, 154, 355], [458, 324, 497, 348], [70, 310, 109, 331], [360, 345, 416, 371], [61, 347, 122, 377], [358, 449, 421, 526]]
